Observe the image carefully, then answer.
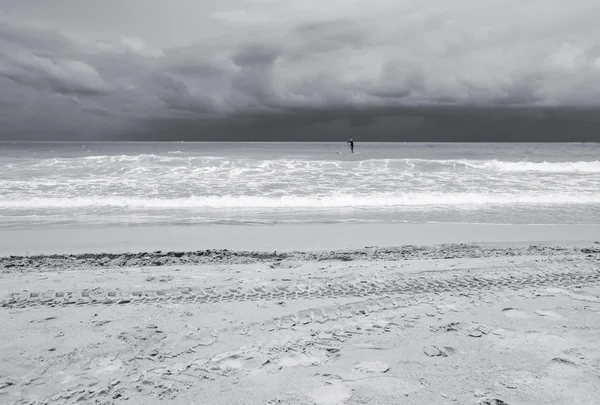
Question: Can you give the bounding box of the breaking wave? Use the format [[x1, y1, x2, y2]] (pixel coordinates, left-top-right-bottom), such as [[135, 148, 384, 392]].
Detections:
[[2, 193, 599, 210], [18, 155, 600, 173]]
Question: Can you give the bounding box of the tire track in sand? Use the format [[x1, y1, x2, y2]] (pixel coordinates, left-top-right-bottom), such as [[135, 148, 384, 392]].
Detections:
[[3, 263, 599, 310]]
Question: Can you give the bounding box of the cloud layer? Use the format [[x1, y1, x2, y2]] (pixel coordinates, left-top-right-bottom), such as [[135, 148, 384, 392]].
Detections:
[[1, 0, 600, 140]]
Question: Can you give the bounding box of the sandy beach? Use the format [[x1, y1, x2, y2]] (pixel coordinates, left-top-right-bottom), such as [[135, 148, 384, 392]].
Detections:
[[1, 224, 599, 405]]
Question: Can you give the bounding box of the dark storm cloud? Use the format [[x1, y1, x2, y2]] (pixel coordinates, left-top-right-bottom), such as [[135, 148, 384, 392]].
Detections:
[[152, 74, 218, 115], [228, 42, 283, 112], [1, 0, 600, 140], [130, 106, 600, 142]]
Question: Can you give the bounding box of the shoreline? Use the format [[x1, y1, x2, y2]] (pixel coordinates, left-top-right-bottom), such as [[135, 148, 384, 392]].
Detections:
[[0, 222, 598, 256], [4, 243, 599, 272]]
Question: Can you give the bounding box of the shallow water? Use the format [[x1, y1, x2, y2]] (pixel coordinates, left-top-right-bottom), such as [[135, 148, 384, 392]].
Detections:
[[1, 142, 599, 227]]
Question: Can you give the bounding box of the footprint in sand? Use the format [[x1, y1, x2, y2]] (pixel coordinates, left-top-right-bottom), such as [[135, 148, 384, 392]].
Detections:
[[479, 400, 509, 405], [550, 357, 578, 366], [503, 307, 565, 320], [423, 346, 448, 357], [210, 350, 270, 373], [93, 358, 124, 375], [309, 381, 352, 405], [546, 357, 581, 378], [534, 310, 565, 320], [502, 308, 530, 318], [353, 361, 390, 374], [278, 352, 326, 368]]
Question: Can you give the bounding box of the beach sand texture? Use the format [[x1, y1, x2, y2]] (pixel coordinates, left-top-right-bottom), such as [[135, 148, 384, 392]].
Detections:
[[1, 241, 599, 405]]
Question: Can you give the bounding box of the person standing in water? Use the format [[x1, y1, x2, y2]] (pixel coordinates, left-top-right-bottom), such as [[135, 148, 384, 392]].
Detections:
[[347, 138, 354, 154]]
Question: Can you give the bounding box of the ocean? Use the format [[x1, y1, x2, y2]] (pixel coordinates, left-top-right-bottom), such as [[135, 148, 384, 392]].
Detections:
[[1, 142, 599, 228]]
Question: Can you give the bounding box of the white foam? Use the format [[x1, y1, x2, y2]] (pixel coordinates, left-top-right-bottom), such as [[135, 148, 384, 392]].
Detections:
[[451, 159, 600, 173], [17, 155, 600, 173], [1, 193, 599, 209]]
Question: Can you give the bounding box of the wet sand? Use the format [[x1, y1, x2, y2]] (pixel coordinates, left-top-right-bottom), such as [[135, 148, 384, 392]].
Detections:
[[0, 223, 598, 255], [0, 228, 599, 404]]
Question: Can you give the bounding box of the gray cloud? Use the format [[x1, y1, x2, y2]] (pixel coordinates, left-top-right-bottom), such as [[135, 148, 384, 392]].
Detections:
[[232, 43, 280, 67], [1, 0, 600, 140], [95, 37, 164, 58], [0, 48, 110, 96], [152, 73, 218, 115], [0, 18, 74, 56]]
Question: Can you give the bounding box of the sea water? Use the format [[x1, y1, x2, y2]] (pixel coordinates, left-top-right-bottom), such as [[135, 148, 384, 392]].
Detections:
[[1, 142, 599, 227]]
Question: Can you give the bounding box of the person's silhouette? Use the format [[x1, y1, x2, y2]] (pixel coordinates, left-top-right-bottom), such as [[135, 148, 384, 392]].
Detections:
[[347, 138, 354, 154]]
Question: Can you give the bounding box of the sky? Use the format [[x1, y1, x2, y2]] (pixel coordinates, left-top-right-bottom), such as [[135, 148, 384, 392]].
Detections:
[[1, 0, 600, 141]]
